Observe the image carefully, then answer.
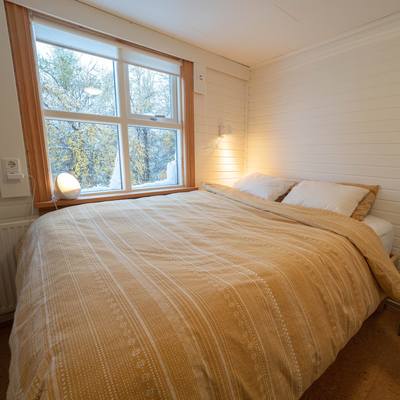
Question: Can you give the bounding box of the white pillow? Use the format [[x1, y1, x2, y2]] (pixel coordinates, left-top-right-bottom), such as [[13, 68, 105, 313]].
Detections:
[[233, 173, 295, 201], [282, 180, 369, 216]]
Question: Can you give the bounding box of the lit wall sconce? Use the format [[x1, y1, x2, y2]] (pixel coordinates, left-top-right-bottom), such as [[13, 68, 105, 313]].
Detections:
[[54, 172, 81, 199]]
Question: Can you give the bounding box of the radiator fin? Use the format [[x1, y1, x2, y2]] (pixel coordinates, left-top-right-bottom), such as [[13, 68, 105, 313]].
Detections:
[[0, 218, 35, 316]]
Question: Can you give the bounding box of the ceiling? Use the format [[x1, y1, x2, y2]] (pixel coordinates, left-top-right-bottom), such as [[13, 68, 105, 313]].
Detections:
[[80, 0, 400, 66]]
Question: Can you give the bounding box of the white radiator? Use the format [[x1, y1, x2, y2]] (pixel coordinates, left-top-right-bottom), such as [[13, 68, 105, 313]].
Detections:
[[0, 217, 36, 320]]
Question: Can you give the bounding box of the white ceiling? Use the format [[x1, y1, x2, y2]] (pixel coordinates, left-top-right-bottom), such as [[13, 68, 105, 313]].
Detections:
[[80, 0, 400, 66]]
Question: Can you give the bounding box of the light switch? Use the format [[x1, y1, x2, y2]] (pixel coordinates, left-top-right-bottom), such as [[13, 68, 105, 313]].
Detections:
[[194, 63, 206, 95]]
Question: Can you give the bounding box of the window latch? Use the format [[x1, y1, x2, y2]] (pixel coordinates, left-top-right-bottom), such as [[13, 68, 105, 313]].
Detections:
[[150, 114, 166, 121]]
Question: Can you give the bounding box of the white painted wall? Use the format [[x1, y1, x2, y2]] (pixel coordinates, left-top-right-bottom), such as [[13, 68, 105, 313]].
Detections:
[[0, 1, 32, 219], [247, 18, 400, 253], [195, 69, 248, 186]]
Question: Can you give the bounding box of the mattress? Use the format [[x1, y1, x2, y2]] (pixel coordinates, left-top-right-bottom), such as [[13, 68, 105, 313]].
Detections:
[[8, 184, 400, 399], [363, 214, 394, 254]]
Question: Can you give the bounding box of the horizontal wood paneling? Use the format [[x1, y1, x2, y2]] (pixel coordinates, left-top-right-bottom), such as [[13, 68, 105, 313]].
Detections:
[[195, 68, 247, 187], [0, 197, 34, 220], [247, 30, 400, 253]]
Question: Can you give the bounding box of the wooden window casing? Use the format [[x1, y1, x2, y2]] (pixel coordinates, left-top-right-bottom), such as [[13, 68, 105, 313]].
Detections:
[[5, 2, 52, 204], [5, 1, 195, 211]]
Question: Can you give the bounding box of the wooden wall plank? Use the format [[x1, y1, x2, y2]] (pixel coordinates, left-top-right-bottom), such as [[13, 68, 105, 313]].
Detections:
[[247, 31, 400, 253]]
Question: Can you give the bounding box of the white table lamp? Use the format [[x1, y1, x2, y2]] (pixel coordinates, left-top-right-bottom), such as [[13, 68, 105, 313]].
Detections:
[[55, 173, 81, 199]]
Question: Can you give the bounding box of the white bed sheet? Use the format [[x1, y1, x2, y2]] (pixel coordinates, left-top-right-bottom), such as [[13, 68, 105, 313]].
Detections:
[[363, 215, 394, 254]]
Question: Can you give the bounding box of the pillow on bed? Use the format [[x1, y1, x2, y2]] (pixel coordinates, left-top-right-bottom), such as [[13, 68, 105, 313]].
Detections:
[[233, 173, 296, 201], [279, 181, 379, 219], [340, 183, 380, 221], [282, 180, 369, 216]]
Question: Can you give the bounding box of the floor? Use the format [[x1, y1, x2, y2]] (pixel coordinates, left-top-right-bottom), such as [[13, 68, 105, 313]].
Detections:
[[0, 307, 399, 400], [302, 305, 400, 400], [0, 321, 11, 400]]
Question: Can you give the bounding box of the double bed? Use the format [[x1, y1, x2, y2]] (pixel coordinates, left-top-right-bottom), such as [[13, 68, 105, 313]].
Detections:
[[8, 184, 400, 399]]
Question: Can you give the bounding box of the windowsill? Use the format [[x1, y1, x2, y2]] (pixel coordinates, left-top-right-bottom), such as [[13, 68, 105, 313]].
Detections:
[[35, 186, 198, 211]]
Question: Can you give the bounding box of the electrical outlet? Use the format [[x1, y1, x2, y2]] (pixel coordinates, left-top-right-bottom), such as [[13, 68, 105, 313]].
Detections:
[[2, 158, 24, 181]]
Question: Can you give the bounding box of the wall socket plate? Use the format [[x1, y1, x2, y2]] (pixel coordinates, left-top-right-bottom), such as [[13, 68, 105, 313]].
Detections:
[[1, 158, 24, 181]]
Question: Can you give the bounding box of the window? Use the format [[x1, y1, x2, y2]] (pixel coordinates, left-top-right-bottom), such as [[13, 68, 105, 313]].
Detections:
[[32, 18, 187, 196], [128, 65, 176, 121]]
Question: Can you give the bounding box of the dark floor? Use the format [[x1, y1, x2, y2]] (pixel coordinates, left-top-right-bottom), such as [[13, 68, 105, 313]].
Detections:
[[0, 308, 399, 400], [0, 321, 11, 400]]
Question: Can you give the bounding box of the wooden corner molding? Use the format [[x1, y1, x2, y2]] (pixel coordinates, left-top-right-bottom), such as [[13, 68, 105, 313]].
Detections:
[[182, 60, 195, 188]]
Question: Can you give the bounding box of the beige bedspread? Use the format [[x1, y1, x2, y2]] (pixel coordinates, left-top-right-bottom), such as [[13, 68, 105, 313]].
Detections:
[[8, 184, 400, 399]]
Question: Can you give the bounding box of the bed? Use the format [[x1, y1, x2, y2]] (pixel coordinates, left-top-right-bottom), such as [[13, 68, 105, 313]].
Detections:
[[8, 184, 400, 399]]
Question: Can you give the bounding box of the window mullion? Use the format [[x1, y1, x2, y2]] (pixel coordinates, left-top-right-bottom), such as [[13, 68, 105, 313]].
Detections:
[[171, 75, 179, 123], [43, 109, 121, 124], [125, 117, 181, 130], [116, 57, 131, 192]]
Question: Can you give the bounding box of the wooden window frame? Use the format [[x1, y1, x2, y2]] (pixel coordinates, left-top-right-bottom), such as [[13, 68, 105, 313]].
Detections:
[[5, 1, 195, 211]]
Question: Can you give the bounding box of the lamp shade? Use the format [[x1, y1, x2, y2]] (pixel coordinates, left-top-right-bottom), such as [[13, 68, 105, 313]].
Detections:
[[54, 173, 81, 199]]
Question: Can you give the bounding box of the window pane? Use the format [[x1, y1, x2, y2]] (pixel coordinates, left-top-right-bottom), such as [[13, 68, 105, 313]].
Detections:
[[46, 120, 122, 193], [35, 42, 117, 116], [128, 126, 179, 188], [128, 64, 174, 118]]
